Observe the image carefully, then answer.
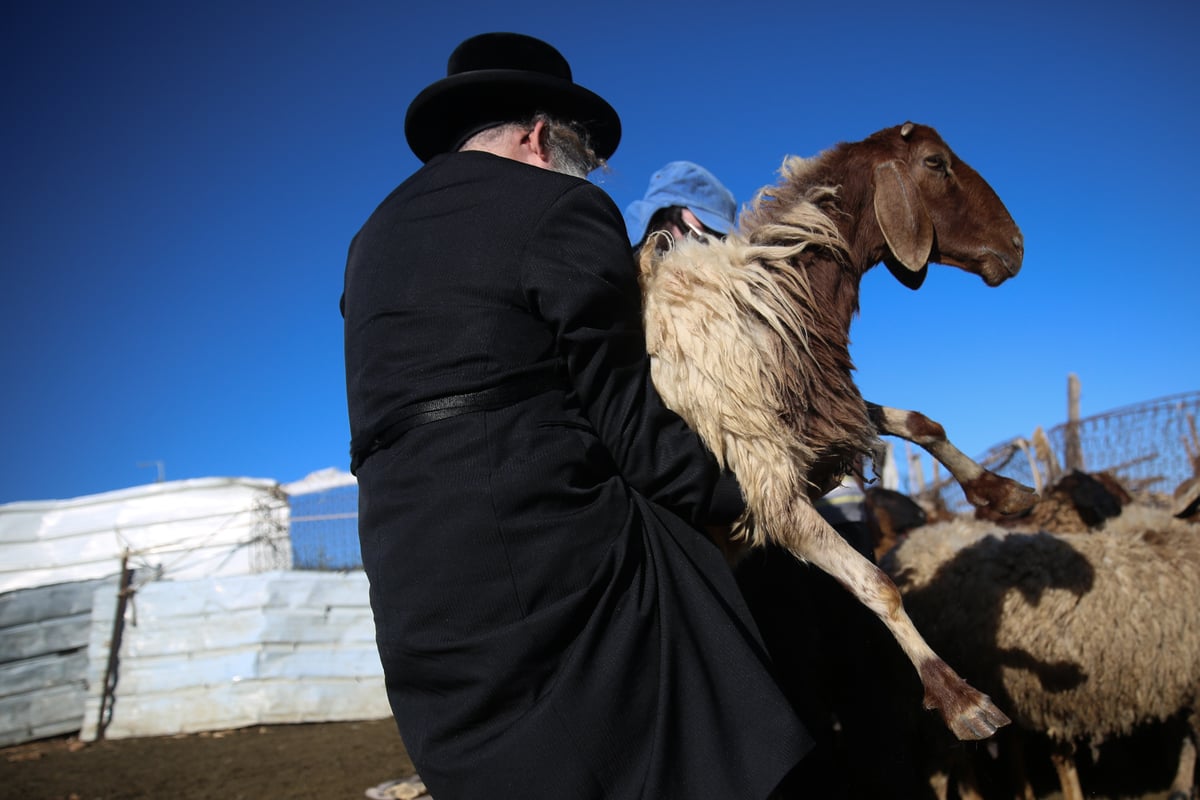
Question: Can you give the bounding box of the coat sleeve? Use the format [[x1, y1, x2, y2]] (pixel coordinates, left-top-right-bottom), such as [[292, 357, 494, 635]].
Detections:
[[521, 181, 744, 528]]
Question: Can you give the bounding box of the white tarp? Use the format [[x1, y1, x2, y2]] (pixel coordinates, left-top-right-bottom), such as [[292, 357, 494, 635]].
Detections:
[[80, 570, 388, 740], [282, 467, 356, 496], [1, 473, 387, 746], [0, 477, 291, 595]]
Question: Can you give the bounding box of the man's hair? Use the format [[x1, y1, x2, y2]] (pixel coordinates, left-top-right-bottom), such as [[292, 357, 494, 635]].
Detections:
[[536, 113, 605, 178], [459, 112, 605, 178]]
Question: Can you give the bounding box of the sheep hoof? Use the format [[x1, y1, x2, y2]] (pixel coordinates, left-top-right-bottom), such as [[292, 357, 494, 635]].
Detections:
[[921, 659, 1012, 740], [945, 698, 1012, 741], [965, 472, 1038, 515]]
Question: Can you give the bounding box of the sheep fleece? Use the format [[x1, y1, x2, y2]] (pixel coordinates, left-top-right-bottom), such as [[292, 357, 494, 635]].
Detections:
[[881, 505, 1200, 743]]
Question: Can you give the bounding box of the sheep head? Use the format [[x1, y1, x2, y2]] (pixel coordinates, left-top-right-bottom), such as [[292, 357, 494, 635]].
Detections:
[[871, 122, 1024, 290]]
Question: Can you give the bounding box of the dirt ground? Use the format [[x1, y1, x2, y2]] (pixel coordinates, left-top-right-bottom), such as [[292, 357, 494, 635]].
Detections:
[[0, 718, 414, 800], [0, 717, 1188, 800]]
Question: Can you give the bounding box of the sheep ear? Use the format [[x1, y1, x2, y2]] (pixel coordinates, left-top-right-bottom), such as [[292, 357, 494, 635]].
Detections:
[[873, 160, 933, 274]]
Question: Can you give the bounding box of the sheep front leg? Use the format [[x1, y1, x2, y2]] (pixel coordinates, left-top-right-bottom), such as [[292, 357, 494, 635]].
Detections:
[[778, 498, 1011, 741], [866, 403, 1038, 515]]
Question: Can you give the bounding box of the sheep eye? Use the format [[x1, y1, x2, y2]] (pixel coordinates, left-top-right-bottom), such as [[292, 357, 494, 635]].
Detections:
[[924, 154, 948, 172]]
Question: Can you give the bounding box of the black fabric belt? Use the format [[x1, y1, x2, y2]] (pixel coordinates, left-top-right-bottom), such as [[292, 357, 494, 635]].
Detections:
[[349, 361, 567, 475]]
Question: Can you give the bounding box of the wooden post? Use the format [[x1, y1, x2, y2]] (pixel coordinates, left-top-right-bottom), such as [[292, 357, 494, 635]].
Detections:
[[1033, 426, 1061, 486], [1064, 373, 1083, 472], [96, 552, 134, 741], [905, 442, 925, 494]]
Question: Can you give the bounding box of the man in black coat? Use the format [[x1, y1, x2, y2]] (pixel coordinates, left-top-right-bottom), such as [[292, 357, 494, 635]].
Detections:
[[342, 32, 812, 799]]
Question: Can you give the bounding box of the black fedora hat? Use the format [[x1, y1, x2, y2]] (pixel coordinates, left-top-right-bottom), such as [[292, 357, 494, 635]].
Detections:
[[404, 32, 621, 163]]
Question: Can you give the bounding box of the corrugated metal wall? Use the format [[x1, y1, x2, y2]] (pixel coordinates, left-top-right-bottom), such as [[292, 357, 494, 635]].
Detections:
[[79, 570, 388, 741], [0, 578, 113, 747]]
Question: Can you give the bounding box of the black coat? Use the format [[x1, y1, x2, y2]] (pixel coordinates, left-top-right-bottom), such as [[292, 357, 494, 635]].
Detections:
[[343, 151, 811, 799]]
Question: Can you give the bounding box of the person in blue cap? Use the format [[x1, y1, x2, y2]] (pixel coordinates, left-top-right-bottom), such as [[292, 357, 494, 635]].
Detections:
[[624, 160, 738, 254], [343, 32, 812, 800]]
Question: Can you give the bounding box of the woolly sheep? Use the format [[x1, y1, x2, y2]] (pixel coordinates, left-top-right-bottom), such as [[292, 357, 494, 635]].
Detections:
[[882, 503, 1200, 799], [639, 122, 1029, 740]]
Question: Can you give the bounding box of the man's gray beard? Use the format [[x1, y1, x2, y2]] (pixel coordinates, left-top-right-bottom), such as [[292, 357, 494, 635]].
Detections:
[[548, 142, 595, 179], [543, 124, 600, 179]]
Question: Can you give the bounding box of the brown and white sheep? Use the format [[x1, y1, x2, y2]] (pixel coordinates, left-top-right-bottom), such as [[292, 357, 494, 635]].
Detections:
[[975, 468, 1132, 531], [638, 122, 1029, 740]]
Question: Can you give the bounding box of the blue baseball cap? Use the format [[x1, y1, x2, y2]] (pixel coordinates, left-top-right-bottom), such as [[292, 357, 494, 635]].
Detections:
[[623, 161, 738, 245]]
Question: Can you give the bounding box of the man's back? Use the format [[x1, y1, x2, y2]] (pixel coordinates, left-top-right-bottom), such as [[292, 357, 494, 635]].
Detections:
[[343, 150, 620, 442]]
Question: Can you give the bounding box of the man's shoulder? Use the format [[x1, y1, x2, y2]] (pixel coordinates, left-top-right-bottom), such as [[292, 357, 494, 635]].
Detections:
[[416, 151, 598, 194], [369, 152, 619, 234]]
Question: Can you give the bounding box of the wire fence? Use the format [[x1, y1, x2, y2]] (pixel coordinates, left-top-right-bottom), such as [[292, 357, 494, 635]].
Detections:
[[287, 484, 360, 570], [249, 490, 293, 572], [926, 390, 1200, 513]]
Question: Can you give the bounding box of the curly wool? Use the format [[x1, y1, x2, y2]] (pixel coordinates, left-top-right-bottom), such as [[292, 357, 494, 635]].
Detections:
[[883, 504, 1200, 745]]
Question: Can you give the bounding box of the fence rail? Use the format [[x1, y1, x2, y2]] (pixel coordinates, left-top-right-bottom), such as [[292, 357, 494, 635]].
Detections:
[[927, 390, 1200, 513]]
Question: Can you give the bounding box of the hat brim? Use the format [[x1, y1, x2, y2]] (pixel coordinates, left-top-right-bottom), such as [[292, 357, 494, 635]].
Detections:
[[690, 207, 736, 237], [405, 69, 621, 163], [623, 199, 737, 246]]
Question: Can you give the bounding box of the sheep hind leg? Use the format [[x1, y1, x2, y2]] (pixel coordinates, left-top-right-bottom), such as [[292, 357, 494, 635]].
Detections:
[[866, 402, 1037, 515], [777, 498, 1011, 741], [1049, 745, 1084, 800], [1167, 723, 1196, 800]]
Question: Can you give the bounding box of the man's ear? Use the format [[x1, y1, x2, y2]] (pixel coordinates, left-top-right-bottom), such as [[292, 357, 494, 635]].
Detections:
[[523, 118, 552, 167]]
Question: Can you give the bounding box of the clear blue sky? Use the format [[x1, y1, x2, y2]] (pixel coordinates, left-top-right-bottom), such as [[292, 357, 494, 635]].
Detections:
[[1, 0, 1194, 504]]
